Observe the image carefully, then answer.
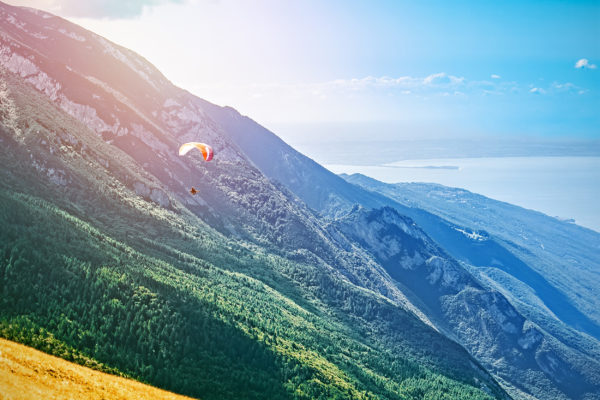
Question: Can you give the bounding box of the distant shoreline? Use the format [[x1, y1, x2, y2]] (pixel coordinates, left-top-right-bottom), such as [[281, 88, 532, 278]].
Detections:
[[326, 156, 600, 232], [383, 164, 460, 170]]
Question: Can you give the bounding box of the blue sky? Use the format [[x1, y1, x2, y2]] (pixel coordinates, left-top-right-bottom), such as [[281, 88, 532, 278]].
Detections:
[[11, 0, 600, 138]]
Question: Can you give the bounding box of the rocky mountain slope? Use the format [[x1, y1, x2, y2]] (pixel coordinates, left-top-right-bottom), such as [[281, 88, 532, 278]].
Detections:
[[332, 206, 600, 400], [342, 175, 600, 396], [342, 174, 600, 331], [194, 99, 390, 217]]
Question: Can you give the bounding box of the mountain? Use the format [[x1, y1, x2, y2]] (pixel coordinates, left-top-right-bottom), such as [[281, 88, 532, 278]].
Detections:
[[331, 205, 600, 400], [196, 69, 600, 399], [0, 2, 597, 399], [341, 174, 600, 334], [0, 2, 506, 400], [342, 175, 600, 373], [191, 53, 600, 400]]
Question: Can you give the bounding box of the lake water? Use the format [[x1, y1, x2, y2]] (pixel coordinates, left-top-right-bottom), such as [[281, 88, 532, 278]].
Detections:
[[324, 157, 600, 232]]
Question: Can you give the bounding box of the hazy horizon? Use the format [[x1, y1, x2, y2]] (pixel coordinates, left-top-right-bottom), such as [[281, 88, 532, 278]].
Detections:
[[270, 124, 600, 232], [328, 156, 600, 232]]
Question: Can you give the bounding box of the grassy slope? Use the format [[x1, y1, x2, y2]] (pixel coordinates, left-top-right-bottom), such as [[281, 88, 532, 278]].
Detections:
[[0, 338, 195, 400]]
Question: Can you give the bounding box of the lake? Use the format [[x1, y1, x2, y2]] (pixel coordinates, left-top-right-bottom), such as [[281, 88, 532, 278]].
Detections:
[[324, 156, 600, 232]]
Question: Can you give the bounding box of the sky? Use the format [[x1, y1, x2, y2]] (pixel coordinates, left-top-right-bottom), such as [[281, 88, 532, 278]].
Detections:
[[8, 0, 600, 140]]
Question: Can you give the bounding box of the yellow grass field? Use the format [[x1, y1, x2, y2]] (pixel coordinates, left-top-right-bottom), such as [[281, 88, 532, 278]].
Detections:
[[0, 338, 197, 400]]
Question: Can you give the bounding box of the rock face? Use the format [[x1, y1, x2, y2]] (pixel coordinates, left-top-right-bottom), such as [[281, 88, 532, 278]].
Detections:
[[343, 174, 600, 334], [195, 100, 391, 217], [133, 181, 170, 208], [333, 206, 600, 400]]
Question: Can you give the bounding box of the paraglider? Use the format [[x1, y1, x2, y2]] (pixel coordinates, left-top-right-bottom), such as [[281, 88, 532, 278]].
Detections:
[[179, 142, 213, 161], [179, 142, 213, 195]]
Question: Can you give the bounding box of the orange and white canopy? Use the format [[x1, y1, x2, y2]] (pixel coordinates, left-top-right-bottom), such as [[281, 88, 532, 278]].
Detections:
[[178, 142, 213, 161]]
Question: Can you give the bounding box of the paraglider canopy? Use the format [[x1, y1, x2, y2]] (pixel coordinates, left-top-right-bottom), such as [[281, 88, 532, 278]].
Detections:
[[179, 142, 213, 161]]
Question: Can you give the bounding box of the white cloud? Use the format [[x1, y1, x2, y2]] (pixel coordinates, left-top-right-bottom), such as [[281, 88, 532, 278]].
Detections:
[[491, 74, 501, 79], [322, 73, 467, 95], [423, 72, 464, 85], [423, 72, 445, 84], [575, 58, 597, 69], [529, 87, 546, 95], [551, 82, 575, 90]]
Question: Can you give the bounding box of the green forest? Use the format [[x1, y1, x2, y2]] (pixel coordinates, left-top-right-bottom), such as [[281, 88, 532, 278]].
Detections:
[[0, 188, 500, 399]]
